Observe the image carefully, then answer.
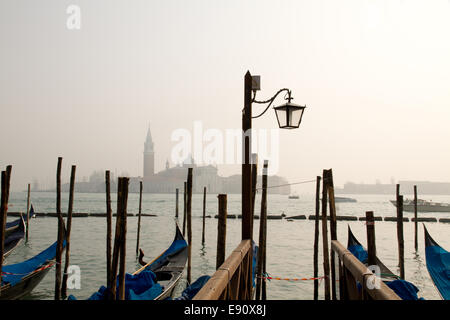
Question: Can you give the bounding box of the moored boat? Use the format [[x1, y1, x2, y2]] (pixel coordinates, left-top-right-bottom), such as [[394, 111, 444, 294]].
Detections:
[[390, 199, 450, 212], [347, 226, 398, 282], [424, 225, 450, 300], [4, 215, 26, 257], [0, 240, 63, 300], [347, 226, 423, 300], [5, 217, 22, 239], [70, 222, 188, 300], [335, 197, 357, 203], [134, 222, 188, 300]]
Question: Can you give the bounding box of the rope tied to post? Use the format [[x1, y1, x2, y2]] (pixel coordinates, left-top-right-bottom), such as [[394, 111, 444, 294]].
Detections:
[[258, 272, 327, 282]]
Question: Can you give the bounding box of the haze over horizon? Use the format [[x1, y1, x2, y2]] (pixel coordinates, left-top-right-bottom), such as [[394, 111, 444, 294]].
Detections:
[[1, 1, 450, 193]]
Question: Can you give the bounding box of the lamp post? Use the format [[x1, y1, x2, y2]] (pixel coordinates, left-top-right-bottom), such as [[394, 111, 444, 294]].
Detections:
[[241, 70, 306, 298]]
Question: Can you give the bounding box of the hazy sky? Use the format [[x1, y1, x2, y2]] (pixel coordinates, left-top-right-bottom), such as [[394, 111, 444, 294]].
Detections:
[[1, 0, 450, 192]]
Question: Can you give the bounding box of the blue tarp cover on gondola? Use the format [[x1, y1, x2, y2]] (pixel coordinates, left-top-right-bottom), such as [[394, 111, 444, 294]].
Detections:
[[2, 240, 64, 286], [71, 270, 163, 300], [173, 275, 211, 300], [426, 243, 450, 300], [386, 280, 423, 300], [347, 231, 423, 300], [348, 244, 368, 264], [69, 228, 187, 300]]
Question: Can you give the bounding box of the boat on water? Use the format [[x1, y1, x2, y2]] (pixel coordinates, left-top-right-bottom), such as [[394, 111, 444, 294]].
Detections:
[[134, 222, 188, 300], [70, 222, 188, 300], [424, 225, 450, 300], [390, 199, 450, 212], [4, 215, 26, 257], [5, 217, 23, 239], [0, 239, 64, 300], [335, 197, 357, 203], [347, 226, 423, 300]]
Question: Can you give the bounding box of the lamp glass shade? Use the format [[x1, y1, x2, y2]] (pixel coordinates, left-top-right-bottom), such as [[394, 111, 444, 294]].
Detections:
[[274, 103, 306, 129]]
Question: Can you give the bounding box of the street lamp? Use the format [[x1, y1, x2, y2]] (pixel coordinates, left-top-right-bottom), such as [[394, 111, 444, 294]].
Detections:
[[252, 87, 306, 129], [241, 70, 306, 298], [273, 97, 306, 129]]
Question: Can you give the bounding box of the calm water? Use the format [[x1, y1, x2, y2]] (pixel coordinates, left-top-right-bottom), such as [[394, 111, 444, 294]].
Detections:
[[5, 191, 450, 300]]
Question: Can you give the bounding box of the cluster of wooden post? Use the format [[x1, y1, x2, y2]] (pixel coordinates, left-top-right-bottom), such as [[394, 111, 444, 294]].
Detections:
[[107, 177, 129, 300], [395, 183, 419, 280], [313, 169, 338, 300], [54, 157, 76, 300], [174, 170, 195, 285], [103, 171, 132, 300]]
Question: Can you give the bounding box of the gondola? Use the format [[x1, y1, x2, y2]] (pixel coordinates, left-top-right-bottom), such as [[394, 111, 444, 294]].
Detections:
[[347, 226, 423, 300], [0, 240, 63, 300], [424, 225, 450, 300], [69, 222, 188, 300], [133, 222, 188, 300], [5, 217, 22, 239], [347, 225, 398, 282], [4, 215, 26, 258]]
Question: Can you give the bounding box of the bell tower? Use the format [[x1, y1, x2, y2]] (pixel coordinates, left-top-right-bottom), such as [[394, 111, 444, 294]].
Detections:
[[143, 124, 155, 179]]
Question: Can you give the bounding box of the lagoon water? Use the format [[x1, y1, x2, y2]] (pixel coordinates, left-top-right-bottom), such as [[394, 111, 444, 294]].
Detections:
[[5, 191, 450, 300]]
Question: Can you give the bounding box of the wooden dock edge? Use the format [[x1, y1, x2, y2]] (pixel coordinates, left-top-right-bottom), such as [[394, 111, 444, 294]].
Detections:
[[194, 239, 252, 300], [331, 240, 401, 300]]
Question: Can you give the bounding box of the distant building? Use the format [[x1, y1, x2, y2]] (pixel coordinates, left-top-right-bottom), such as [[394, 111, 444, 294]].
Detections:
[[60, 125, 291, 194], [130, 125, 290, 194], [336, 181, 450, 195], [143, 126, 155, 178]]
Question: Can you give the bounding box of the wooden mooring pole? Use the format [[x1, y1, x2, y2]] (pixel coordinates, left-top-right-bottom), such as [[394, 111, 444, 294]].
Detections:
[[251, 153, 258, 219], [313, 175, 321, 300], [325, 169, 338, 300], [397, 195, 405, 279], [105, 170, 112, 296], [414, 185, 418, 251], [26, 183, 30, 240], [62, 165, 76, 299], [110, 177, 129, 300], [55, 157, 63, 300], [118, 177, 128, 300], [175, 188, 179, 219], [216, 194, 227, 270], [321, 169, 331, 300], [366, 211, 376, 267], [186, 169, 193, 284], [256, 160, 268, 301], [136, 181, 143, 256], [202, 186, 206, 245]]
